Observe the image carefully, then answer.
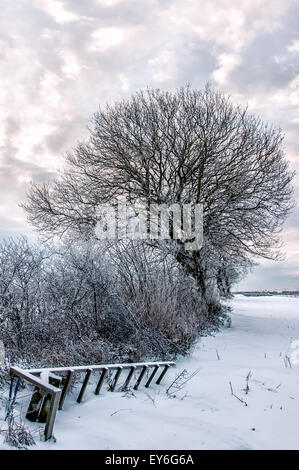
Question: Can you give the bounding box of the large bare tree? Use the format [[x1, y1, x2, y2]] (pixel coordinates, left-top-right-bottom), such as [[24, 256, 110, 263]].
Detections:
[[23, 86, 294, 298]]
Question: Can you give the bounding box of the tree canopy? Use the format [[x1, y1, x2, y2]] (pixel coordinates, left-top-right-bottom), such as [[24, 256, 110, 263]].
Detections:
[[23, 86, 295, 297]]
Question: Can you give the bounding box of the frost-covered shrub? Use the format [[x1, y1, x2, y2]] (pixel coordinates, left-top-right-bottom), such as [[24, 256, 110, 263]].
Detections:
[[0, 237, 225, 369], [4, 413, 35, 449]]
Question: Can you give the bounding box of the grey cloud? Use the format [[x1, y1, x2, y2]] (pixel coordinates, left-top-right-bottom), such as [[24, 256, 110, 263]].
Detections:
[[237, 261, 299, 290], [229, 35, 299, 94], [0, 0, 298, 289]]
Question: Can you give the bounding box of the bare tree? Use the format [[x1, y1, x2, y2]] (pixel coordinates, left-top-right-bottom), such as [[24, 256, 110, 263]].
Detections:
[[22, 85, 294, 297]]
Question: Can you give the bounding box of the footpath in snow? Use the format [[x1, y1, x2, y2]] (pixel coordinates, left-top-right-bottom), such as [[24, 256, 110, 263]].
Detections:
[[1, 295, 299, 450]]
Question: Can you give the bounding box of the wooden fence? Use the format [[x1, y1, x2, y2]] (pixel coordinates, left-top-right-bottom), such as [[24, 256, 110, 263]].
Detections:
[[9, 361, 175, 441]]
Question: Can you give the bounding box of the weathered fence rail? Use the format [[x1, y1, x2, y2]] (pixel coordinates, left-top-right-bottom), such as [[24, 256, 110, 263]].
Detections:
[[9, 361, 175, 441], [9, 366, 62, 441]]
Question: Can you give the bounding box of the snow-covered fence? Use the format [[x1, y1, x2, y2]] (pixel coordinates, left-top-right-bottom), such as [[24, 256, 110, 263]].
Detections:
[[9, 361, 175, 441]]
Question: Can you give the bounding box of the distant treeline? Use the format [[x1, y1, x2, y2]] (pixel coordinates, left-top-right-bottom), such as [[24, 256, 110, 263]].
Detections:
[[234, 291, 299, 297]]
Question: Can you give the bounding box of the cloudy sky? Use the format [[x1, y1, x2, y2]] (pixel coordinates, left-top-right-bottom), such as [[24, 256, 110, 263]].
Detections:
[[0, 0, 298, 290]]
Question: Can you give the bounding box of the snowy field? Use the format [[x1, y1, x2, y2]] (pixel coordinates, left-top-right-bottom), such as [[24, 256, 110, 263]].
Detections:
[[1, 294, 299, 450]]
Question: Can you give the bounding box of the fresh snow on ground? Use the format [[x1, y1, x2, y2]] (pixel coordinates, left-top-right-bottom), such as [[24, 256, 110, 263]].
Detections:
[[1, 295, 299, 450]]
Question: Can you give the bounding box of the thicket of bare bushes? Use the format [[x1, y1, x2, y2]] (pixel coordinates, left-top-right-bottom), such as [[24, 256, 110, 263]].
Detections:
[[0, 237, 226, 371]]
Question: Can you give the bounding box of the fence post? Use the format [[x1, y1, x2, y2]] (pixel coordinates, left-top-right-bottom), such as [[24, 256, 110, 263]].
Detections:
[[133, 365, 147, 390], [59, 369, 74, 410], [110, 367, 122, 391], [156, 364, 170, 384], [44, 390, 61, 441], [77, 369, 92, 403], [145, 365, 159, 388], [95, 368, 108, 395], [38, 375, 62, 423], [122, 365, 136, 390]]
